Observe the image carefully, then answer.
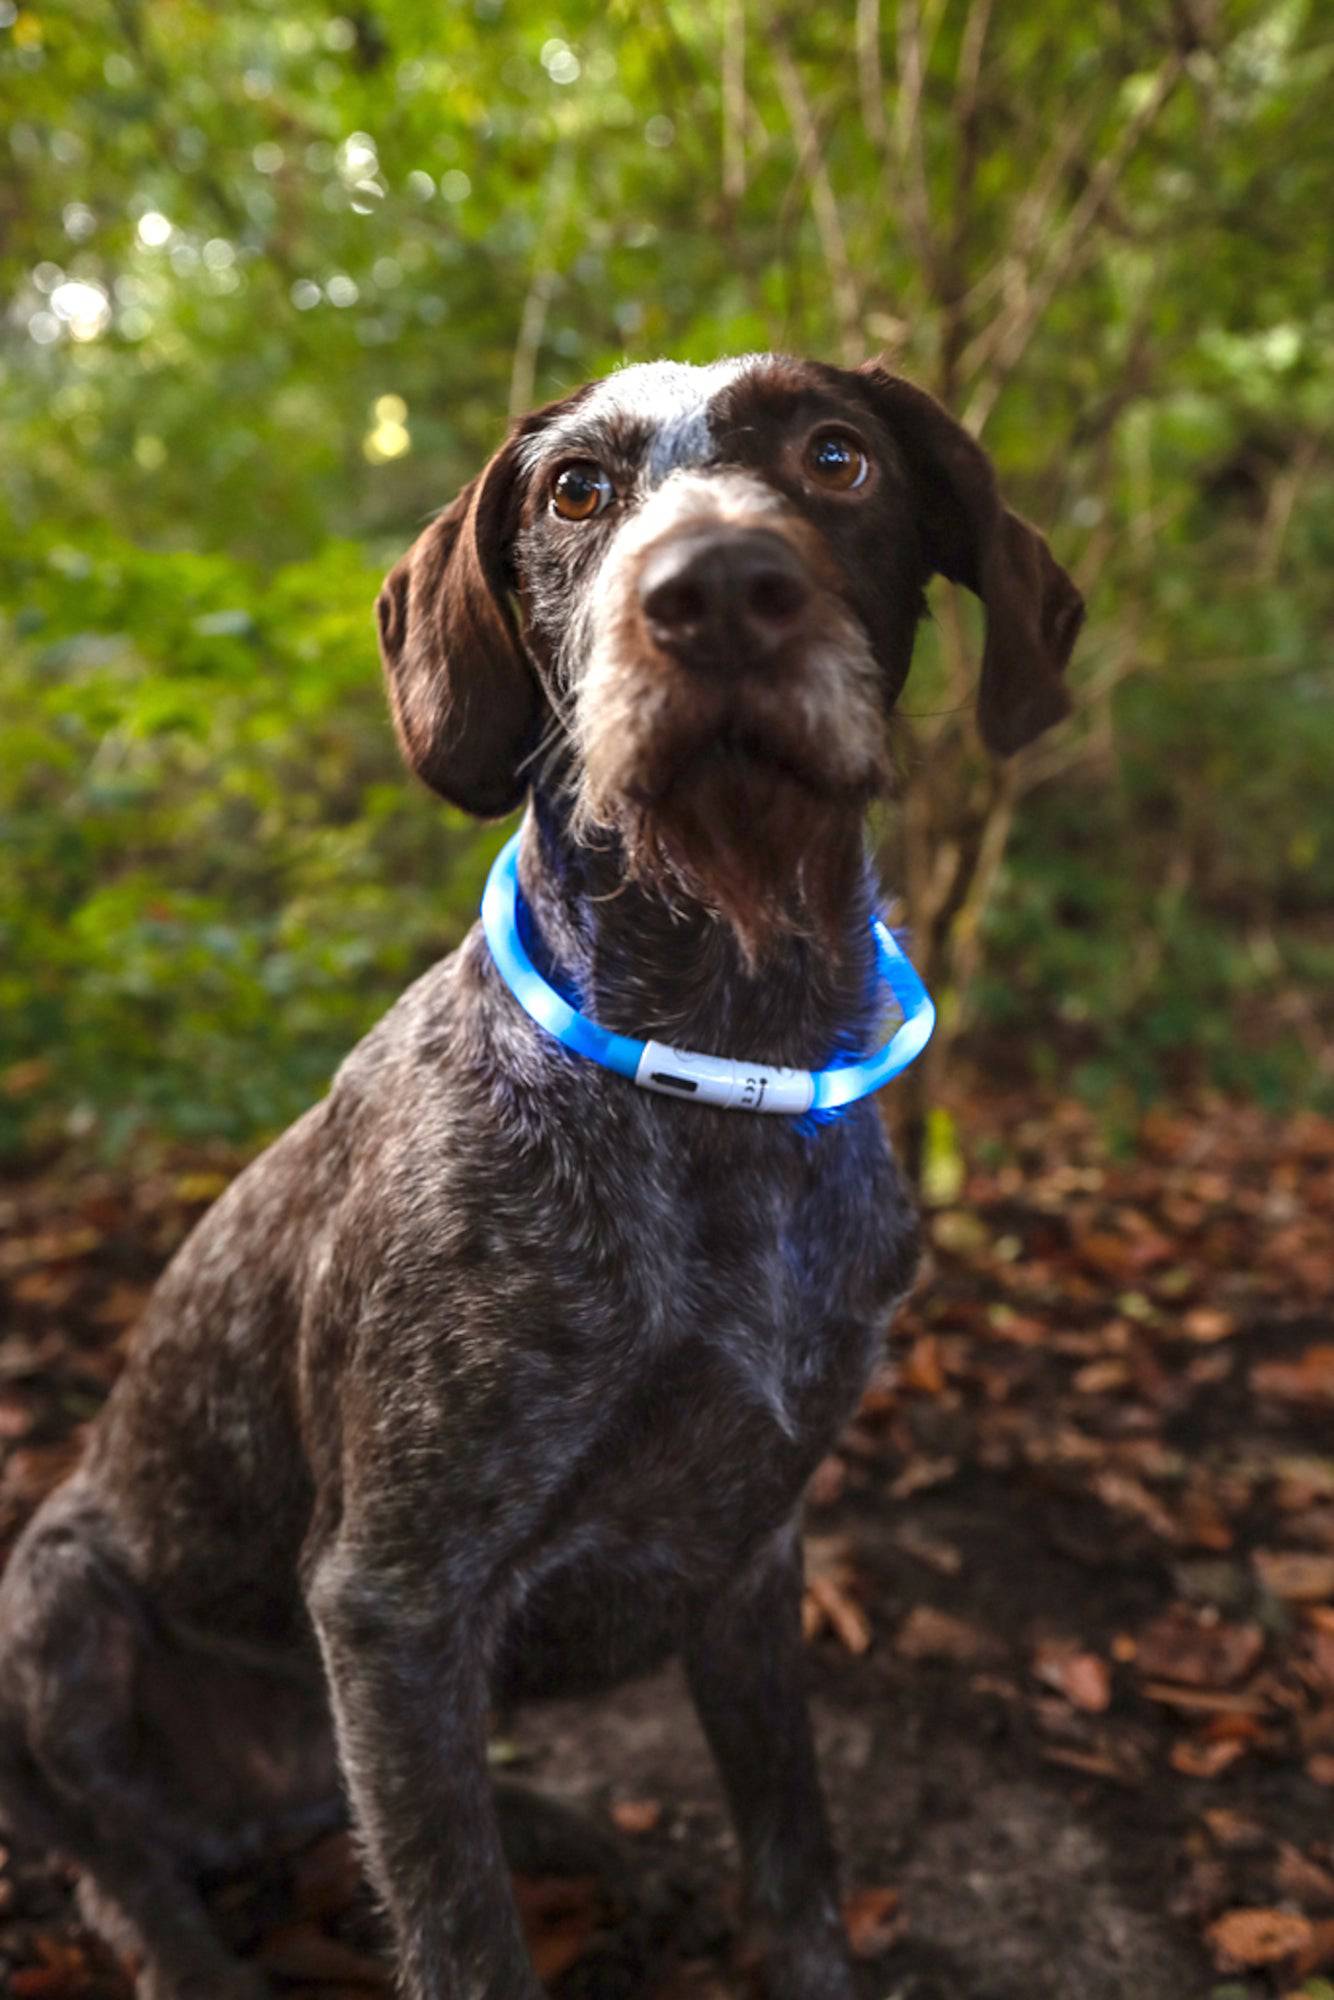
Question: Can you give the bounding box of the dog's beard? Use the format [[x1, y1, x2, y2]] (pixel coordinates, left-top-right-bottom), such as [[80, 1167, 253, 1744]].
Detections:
[[616, 745, 872, 965], [572, 655, 889, 964]]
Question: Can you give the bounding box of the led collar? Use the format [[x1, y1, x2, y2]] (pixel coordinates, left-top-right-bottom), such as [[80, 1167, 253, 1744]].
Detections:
[[481, 830, 934, 1117]]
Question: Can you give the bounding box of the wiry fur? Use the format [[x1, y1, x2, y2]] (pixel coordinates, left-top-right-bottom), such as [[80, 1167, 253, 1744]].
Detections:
[[567, 470, 887, 960], [0, 353, 1081, 2000]]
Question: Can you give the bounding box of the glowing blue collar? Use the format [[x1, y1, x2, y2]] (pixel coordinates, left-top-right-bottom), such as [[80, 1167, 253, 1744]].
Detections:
[[481, 829, 934, 1117]]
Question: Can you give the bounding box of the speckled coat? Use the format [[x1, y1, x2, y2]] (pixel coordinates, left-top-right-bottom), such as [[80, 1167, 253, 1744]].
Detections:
[[0, 355, 1081, 2000]]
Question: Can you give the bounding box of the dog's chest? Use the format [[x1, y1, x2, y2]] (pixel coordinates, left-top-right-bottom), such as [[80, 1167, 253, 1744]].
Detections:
[[498, 1089, 902, 1438], [495, 1281, 874, 1702], [488, 1098, 910, 1697]]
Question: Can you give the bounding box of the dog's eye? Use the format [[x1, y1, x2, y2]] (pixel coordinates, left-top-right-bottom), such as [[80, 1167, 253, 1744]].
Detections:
[[551, 462, 613, 521], [803, 429, 871, 492]]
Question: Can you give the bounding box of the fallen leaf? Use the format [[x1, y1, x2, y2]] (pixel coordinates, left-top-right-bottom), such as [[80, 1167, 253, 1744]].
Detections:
[[9, 1943, 95, 1999], [0, 1330, 67, 1381], [1090, 1470, 1180, 1540], [892, 1526, 963, 1576], [173, 1170, 230, 1203], [513, 1876, 601, 1985], [1252, 1347, 1334, 1407], [984, 1308, 1048, 1346], [88, 1282, 149, 1329], [1171, 1736, 1247, 1778], [1039, 1743, 1139, 1784], [900, 1334, 946, 1395], [1, 1437, 86, 1507], [1276, 1460, 1334, 1511], [896, 1606, 997, 1664], [1207, 1908, 1314, 1970], [0, 1225, 100, 1273], [1180, 1306, 1237, 1343], [0, 1391, 35, 1440], [1078, 1232, 1137, 1281], [1033, 1641, 1112, 1713], [1134, 1609, 1265, 1689], [1254, 1550, 1334, 1604], [1072, 1358, 1131, 1394], [930, 1209, 988, 1256], [1140, 1682, 1269, 1716], [1201, 1807, 1268, 1852], [10, 1269, 81, 1309], [804, 1573, 871, 1654], [842, 1885, 904, 1958], [887, 1455, 958, 1500], [803, 1538, 872, 1653]]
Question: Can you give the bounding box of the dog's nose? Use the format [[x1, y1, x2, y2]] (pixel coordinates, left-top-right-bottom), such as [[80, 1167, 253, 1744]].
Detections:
[[638, 530, 811, 667]]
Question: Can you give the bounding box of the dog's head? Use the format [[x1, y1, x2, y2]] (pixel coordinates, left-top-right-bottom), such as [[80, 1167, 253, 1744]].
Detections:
[[376, 357, 1083, 952]]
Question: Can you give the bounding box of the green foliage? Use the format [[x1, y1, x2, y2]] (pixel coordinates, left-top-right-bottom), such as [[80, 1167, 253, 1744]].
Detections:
[[980, 470, 1334, 1113], [1, 0, 1330, 1156], [0, 530, 501, 1153]]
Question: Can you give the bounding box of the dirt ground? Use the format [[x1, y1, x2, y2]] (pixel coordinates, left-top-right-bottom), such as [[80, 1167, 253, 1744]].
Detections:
[[1, 1088, 1332, 2000]]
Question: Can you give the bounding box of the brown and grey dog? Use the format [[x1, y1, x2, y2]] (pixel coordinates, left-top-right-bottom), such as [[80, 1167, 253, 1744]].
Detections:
[[0, 356, 1082, 2000]]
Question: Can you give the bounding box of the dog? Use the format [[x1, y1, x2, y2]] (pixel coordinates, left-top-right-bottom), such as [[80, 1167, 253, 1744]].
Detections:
[[0, 355, 1082, 2000]]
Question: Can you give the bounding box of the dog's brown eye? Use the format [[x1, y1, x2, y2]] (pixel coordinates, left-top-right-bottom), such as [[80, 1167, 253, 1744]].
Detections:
[[551, 462, 613, 521], [804, 429, 870, 492]]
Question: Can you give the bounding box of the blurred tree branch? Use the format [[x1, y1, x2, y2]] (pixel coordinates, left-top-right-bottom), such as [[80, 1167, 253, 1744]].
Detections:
[[508, 152, 575, 422], [961, 50, 1188, 433], [722, 0, 747, 207], [771, 33, 863, 365]]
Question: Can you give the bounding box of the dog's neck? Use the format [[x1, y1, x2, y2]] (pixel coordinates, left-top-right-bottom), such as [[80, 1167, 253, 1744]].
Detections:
[[516, 789, 884, 1072]]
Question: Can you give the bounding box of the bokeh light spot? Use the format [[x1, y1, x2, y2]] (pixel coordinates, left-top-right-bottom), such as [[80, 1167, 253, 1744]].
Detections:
[[540, 39, 581, 84], [364, 417, 410, 462], [50, 280, 112, 341]]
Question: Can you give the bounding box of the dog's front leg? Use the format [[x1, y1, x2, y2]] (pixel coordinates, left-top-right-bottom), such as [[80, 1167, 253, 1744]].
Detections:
[[308, 1549, 540, 2000], [684, 1523, 855, 2000]]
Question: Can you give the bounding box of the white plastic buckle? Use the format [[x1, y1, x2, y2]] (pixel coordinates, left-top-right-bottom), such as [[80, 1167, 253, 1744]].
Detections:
[[634, 1041, 816, 1115]]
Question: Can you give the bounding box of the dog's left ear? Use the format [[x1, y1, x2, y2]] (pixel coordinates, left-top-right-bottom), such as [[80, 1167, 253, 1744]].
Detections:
[[376, 433, 540, 817], [856, 365, 1084, 756]]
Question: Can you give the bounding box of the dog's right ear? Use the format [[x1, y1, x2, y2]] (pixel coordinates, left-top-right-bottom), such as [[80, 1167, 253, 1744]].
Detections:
[[376, 435, 540, 818]]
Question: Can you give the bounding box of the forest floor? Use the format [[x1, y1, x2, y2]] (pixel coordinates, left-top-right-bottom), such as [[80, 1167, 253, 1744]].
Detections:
[[1, 1086, 1332, 2000]]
